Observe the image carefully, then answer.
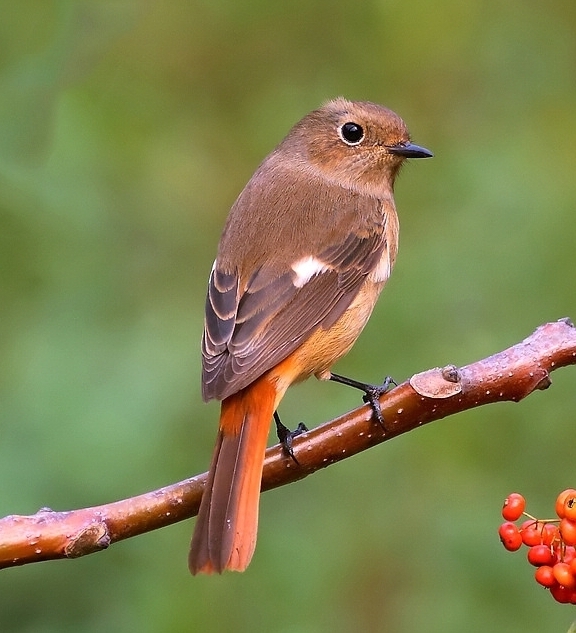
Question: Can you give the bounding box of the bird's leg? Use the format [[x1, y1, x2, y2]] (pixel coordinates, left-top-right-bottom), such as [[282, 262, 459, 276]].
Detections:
[[274, 411, 308, 464], [328, 372, 396, 428]]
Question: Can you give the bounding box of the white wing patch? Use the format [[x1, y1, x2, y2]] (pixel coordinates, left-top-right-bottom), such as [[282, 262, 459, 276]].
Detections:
[[291, 256, 331, 288], [368, 248, 391, 283]]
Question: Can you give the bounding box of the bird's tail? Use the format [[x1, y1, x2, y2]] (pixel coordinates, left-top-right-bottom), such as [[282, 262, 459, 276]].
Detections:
[[189, 377, 276, 574]]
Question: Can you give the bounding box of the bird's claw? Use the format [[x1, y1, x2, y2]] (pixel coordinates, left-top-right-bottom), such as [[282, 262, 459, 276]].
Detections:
[[274, 412, 308, 464]]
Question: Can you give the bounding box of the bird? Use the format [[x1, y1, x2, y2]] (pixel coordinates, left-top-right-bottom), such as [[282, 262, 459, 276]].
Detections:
[[189, 97, 432, 574]]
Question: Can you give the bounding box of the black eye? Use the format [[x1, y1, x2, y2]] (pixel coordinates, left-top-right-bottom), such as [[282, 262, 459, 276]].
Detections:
[[339, 122, 364, 145]]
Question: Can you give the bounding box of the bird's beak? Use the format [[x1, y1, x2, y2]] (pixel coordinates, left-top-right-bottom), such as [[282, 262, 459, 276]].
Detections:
[[388, 142, 433, 159]]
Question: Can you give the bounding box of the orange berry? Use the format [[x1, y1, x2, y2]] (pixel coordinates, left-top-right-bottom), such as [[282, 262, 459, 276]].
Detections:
[[555, 489, 576, 519], [560, 518, 576, 546], [553, 562, 576, 589], [564, 494, 576, 521], [502, 493, 526, 522]]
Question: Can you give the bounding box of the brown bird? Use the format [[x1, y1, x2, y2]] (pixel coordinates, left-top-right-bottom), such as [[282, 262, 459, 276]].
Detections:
[[189, 97, 432, 574]]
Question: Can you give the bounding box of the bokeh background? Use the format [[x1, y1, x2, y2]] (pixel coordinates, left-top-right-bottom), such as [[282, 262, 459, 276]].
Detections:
[[1, 1, 576, 631]]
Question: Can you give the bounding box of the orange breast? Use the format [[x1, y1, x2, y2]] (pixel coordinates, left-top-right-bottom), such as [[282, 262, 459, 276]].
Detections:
[[266, 278, 385, 393]]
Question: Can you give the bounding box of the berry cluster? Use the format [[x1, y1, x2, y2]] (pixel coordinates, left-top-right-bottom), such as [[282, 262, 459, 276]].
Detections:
[[498, 490, 576, 604]]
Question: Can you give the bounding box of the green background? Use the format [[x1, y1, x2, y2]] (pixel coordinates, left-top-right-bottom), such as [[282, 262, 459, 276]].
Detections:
[[1, 1, 576, 631]]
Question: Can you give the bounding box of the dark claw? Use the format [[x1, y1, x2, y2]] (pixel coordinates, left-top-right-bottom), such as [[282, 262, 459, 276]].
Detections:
[[329, 373, 396, 429], [362, 390, 386, 427], [274, 412, 308, 464]]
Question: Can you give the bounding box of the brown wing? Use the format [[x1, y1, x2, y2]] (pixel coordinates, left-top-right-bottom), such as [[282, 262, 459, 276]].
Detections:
[[201, 229, 387, 402]]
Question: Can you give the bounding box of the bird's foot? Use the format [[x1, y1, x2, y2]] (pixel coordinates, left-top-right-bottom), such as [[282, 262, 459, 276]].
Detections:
[[274, 412, 308, 464], [329, 373, 396, 429]]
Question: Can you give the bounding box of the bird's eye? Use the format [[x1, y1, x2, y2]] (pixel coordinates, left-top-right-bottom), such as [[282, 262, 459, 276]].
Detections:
[[338, 122, 364, 145]]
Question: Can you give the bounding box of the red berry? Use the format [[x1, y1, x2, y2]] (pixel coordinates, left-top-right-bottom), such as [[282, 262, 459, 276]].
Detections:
[[541, 522, 559, 546], [553, 562, 576, 589], [550, 582, 572, 604], [521, 520, 541, 547], [527, 544, 554, 567], [535, 565, 556, 588], [560, 518, 576, 546], [556, 489, 576, 519], [498, 522, 523, 551], [501, 493, 526, 522], [563, 546, 576, 565]]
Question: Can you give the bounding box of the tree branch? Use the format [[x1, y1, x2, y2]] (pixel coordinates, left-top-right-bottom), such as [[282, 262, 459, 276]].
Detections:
[[1, 319, 575, 570]]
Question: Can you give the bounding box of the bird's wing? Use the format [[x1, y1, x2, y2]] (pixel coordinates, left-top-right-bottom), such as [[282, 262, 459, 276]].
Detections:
[[202, 217, 392, 401]]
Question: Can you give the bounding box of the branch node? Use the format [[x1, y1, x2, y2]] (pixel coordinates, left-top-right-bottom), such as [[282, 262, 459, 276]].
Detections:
[[409, 367, 462, 399], [64, 522, 111, 558], [535, 373, 552, 391], [441, 364, 461, 383]]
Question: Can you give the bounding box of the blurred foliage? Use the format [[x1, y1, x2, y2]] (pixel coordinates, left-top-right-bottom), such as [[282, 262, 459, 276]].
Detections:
[[1, 0, 576, 631]]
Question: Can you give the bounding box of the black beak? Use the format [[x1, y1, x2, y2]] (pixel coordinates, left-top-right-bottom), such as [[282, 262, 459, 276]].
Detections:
[[388, 142, 433, 159]]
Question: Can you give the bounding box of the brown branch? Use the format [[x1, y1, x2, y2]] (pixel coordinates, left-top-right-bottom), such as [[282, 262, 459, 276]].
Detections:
[[1, 318, 575, 570]]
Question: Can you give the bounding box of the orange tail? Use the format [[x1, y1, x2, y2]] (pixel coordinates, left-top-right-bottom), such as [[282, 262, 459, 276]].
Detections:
[[189, 377, 277, 574]]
